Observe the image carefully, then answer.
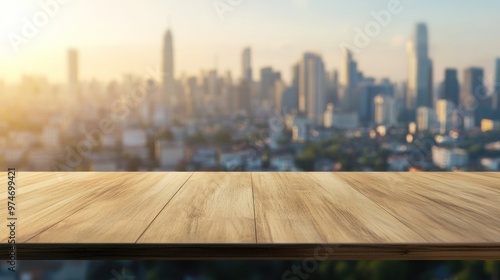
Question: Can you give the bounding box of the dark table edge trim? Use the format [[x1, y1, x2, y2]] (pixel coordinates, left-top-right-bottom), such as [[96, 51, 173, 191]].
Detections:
[[2, 243, 500, 260]]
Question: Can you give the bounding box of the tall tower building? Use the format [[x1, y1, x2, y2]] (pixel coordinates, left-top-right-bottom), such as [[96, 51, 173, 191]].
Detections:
[[67, 48, 78, 95], [442, 68, 459, 106], [339, 48, 358, 112], [462, 67, 485, 126], [242, 47, 252, 82], [280, 64, 300, 113], [407, 23, 433, 111], [237, 80, 252, 115], [461, 67, 484, 107], [494, 58, 500, 114], [260, 67, 280, 107], [162, 29, 175, 121], [298, 53, 326, 123]]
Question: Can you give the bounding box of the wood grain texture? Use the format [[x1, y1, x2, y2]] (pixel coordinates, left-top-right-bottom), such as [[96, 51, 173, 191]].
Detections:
[[337, 172, 500, 242], [1, 172, 499, 259], [138, 172, 256, 243], [252, 173, 425, 243], [24, 172, 193, 243], [1, 172, 134, 242]]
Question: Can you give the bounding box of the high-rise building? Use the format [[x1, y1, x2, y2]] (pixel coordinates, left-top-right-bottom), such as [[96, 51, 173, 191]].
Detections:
[[325, 70, 338, 105], [436, 99, 454, 134], [162, 29, 175, 121], [274, 78, 286, 113], [462, 67, 487, 125], [374, 94, 397, 126], [67, 49, 78, 94], [237, 79, 252, 115], [417, 106, 437, 131], [339, 48, 359, 112], [407, 23, 433, 111], [442, 69, 459, 106], [323, 103, 334, 128], [242, 47, 252, 82], [461, 67, 484, 106], [298, 53, 326, 123], [494, 58, 500, 115], [279, 64, 300, 114], [260, 67, 280, 108], [358, 79, 396, 124]]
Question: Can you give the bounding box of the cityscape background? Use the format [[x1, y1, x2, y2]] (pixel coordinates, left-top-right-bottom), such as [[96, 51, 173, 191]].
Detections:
[[1, 0, 500, 172], [2, 1, 500, 279]]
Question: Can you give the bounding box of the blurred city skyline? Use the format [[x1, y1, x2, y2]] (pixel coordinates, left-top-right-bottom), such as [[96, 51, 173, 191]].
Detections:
[[1, 0, 500, 173], [1, 0, 500, 84]]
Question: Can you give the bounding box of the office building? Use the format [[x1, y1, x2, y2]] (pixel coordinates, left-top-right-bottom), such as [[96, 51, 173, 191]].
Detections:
[[339, 48, 359, 112], [67, 48, 78, 95], [494, 58, 500, 116], [162, 29, 175, 122], [442, 68, 459, 106], [298, 53, 326, 123], [407, 23, 433, 110], [374, 94, 397, 126], [432, 146, 468, 170], [462, 67, 486, 126], [417, 106, 437, 131], [260, 67, 281, 107], [242, 47, 252, 82], [436, 99, 454, 134]]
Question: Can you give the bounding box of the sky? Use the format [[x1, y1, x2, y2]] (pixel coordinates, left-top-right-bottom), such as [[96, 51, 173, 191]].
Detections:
[[1, 0, 499, 85]]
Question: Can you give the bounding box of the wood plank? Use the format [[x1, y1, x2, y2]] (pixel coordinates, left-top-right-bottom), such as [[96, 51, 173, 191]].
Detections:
[[337, 173, 500, 242], [25, 172, 193, 243], [138, 172, 255, 243], [252, 172, 425, 243], [1, 172, 499, 259], [1, 172, 134, 242]]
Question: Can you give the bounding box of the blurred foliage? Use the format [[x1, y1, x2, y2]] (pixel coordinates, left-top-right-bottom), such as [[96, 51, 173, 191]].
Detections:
[[84, 260, 500, 280], [295, 134, 390, 171]]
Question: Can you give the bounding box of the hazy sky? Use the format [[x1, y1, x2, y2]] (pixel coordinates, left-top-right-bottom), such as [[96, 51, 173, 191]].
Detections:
[[1, 0, 499, 85]]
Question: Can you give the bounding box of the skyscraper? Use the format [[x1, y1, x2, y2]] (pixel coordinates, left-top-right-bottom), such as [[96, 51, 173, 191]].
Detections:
[[461, 67, 484, 106], [339, 48, 358, 112], [407, 23, 433, 111], [67, 48, 78, 94], [274, 78, 286, 113], [162, 29, 175, 119], [325, 70, 338, 105], [374, 94, 397, 126], [260, 67, 280, 107], [281, 64, 300, 113], [494, 58, 500, 114], [298, 53, 326, 123], [416, 106, 437, 131], [462, 67, 486, 126], [242, 47, 252, 82], [442, 68, 459, 106], [237, 79, 252, 115], [436, 99, 454, 134]]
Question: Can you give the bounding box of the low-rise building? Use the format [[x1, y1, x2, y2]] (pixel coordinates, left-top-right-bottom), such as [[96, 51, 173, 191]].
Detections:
[[432, 146, 468, 170], [481, 119, 500, 132], [270, 154, 295, 171], [156, 141, 185, 169], [480, 158, 500, 171]]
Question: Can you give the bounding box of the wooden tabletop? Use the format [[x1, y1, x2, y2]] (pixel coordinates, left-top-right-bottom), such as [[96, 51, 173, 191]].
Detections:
[[1, 172, 500, 259]]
